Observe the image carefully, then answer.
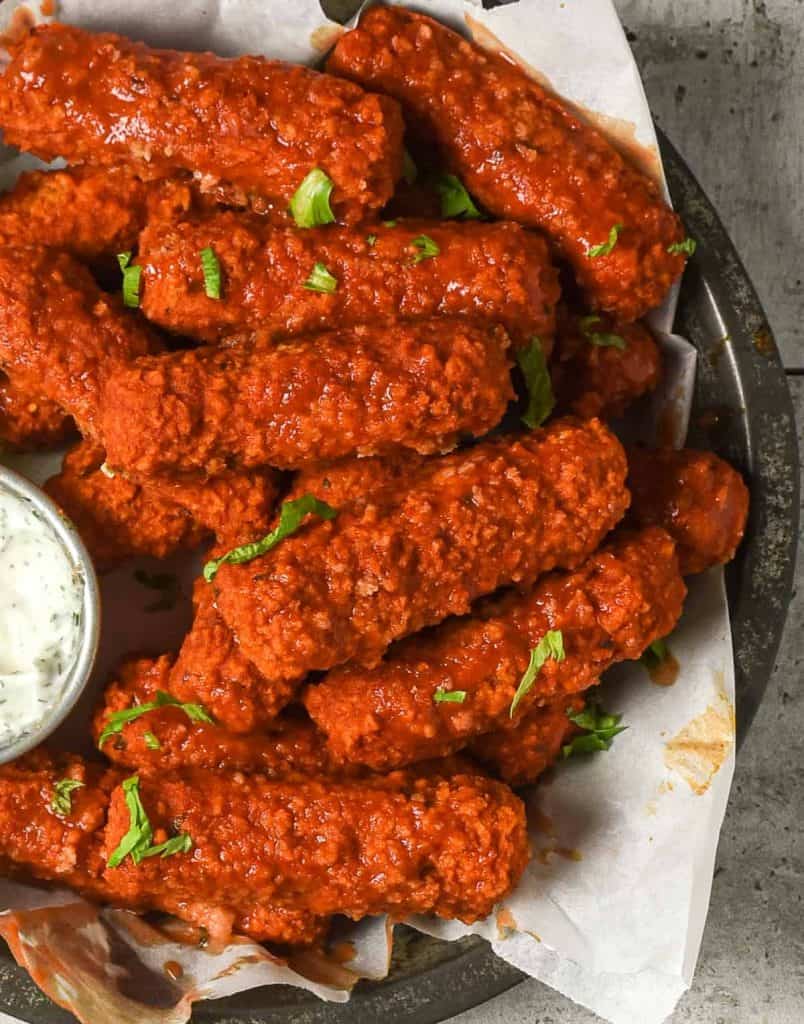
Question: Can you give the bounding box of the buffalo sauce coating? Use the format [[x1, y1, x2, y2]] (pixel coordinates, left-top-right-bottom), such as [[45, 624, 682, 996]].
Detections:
[[328, 6, 688, 321], [137, 214, 559, 348], [471, 694, 586, 787], [304, 528, 685, 771], [93, 654, 346, 778], [214, 419, 630, 703], [627, 446, 749, 575], [0, 23, 404, 222], [102, 766, 528, 924], [0, 247, 158, 439], [99, 318, 514, 476], [167, 582, 289, 733], [0, 165, 188, 260], [0, 754, 529, 929], [551, 311, 661, 420], [45, 441, 208, 570], [0, 372, 74, 451], [0, 752, 327, 948]]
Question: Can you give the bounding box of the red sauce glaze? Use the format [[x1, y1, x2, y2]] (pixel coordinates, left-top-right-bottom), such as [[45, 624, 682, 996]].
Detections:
[[137, 214, 559, 348], [215, 419, 630, 709], [328, 6, 688, 320], [304, 528, 684, 771], [93, 655, 348, 778], [0, 372, 74, 451], [0, 754, 529, 934], [627, 446, 750, 575], [99, 319, 514, 476], [0, 23, 404, 223], [471, 695, 586, 787], [0, 165, 187, 260], [0, 246, 159, 439], [551, 310, 661, 420]]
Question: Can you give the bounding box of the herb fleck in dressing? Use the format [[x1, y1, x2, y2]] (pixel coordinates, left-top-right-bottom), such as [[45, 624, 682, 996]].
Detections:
[[0, 487, 83, 746]]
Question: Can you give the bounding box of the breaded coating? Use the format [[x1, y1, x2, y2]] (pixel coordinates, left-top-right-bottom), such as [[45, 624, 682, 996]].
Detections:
[[168, 583, 293, 733], [328, 6, 688, 320], [100, 319, 514, 476], [0, 165, 189, 259], [144, 468, 278, 548], [0, 754, 529, 930], [0, 23, 404, 223], [0, 372, 74, 451], [0, 752, 326, 948], [627, 446, 749, 575], [214, 419, 630, 710], [471, 695, 586, 787], [93, 655, 346, 777], [552, 312, 661, 419], [44, 442, 207, 570], [304, 528, 684, 770], [137, 213, 559, 347], [287, 450, 426, 508], [0, 247, 158, 438]]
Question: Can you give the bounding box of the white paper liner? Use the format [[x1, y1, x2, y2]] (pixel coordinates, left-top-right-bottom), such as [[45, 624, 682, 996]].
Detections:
[[0, 3, 736, 1023]]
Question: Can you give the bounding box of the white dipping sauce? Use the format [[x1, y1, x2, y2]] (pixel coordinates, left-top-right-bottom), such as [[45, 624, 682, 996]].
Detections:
[[0, 485, 83, 747]]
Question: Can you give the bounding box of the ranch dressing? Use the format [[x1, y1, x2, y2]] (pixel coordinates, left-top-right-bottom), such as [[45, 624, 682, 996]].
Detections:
[[0, 485, 83, 747]]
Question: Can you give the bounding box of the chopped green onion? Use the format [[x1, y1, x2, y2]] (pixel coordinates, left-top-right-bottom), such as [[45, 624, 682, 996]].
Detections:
[[51, 778, 84, 816], [516, 337, 554, 429], [509, 630, 565, 717], [667, 237, 697, 256], [588, 223, 623, 258], [117, 251, 142, 308], [98, 691, 214, 749], [303, 261, 338, 294], [203, 494, 337, 582], [434, 688, 467, 704], [640, 636, 669, 668], [289, 168, 336, 228], [366, 233, 378, 247], [435, 173, 481, 219], [199, 246, 221, 300], [99, 462, 116, 479], [563, 702, 627, 757], [143, 731, 161, 750], [403, 148, 417, 185], [107, 776, 192, 868], [579, 314, 627, 351], [382, 219, 398, 228], [411, 234, 440, 263]]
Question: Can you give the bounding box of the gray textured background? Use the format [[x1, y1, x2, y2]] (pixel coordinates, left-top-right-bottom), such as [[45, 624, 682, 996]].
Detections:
[[448, 1, 804, 1021]]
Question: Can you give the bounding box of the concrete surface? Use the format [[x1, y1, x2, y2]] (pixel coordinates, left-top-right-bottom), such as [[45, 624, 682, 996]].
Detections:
[[447, 2, 804, 1021]]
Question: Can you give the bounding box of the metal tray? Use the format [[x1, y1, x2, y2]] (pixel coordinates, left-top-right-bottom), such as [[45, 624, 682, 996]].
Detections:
[[0, 131, 798, 1024]]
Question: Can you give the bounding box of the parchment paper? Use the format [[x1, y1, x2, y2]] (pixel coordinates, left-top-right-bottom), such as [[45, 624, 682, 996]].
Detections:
[[0, 2, 736, 1023]]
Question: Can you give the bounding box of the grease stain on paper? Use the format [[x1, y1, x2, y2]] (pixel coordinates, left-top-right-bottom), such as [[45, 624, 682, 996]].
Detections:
[[496, 907, 517, 938], [465, 15, 661, 185], [310, 23, 343, 54], [664, 692, 735, 794]]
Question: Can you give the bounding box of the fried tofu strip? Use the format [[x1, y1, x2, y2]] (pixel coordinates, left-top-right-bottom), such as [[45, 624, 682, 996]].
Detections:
[[627, 446, 749, 575], [92, 655, 347, 777], [44, 442, 207, 569], [0, 23, 404, 222], [328, 6, 688, 320], [470, 695, 586, 787], [100, 319, 514, 476], [213, 419, 629, 713], [0, 165, 189, 259], [136, 213, 559, 347], [0, 247, 158, 438], [0, 372, 74, 451], [0, 753, 528, 932], [304, 528, 684, 770], [552, 312, 661, 420]]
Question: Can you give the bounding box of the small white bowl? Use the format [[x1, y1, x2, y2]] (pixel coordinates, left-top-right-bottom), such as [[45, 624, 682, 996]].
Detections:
[[0, 464, 100, 765]]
